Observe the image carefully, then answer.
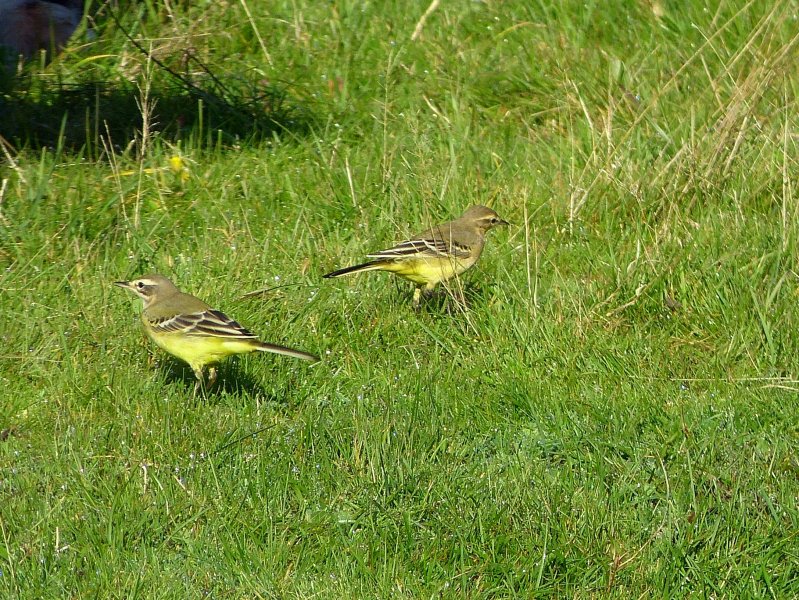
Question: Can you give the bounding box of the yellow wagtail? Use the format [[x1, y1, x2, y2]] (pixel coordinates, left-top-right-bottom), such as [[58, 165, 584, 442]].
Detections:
[[323, 205, 508, 307], [114, 274, 318, 390]]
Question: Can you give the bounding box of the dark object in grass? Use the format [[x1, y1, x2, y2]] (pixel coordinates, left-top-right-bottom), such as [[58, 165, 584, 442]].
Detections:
[[664, 294, 683, 312], [0, 426, 19, 441], [0, 0, 83, 67]]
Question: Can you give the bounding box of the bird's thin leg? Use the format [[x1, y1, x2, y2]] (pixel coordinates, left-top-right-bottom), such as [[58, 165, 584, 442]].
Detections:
[[412, 286, 423, 309], [193, 366, 205, 395], [207, 366, 218, 388]]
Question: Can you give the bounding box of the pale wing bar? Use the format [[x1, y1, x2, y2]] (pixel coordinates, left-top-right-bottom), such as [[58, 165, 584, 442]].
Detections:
[[150, 309, 258, 339], [368, 236, 470, 259]]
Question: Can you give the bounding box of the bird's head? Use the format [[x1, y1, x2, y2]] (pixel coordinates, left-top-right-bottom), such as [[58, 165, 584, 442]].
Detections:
[[463, 205, 509, 232], [114, 274, 179, 308]]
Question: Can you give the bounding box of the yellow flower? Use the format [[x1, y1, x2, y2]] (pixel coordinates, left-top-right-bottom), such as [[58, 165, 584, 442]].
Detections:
[[168, 155, 190, 182]]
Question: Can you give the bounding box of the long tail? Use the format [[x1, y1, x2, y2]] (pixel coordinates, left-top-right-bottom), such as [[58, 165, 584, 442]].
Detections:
[[323, 260, 385, 279], [255, 341, 319, 362]]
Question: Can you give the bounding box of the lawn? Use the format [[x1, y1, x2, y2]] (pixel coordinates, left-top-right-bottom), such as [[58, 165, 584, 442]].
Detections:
[[1, 0, 798, 597]]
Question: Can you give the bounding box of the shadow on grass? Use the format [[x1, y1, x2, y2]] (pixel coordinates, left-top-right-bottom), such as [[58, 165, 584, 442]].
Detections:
[[418, 282, 493, 314], [158, 357, 278, 401], [0, 76, 313, 152]]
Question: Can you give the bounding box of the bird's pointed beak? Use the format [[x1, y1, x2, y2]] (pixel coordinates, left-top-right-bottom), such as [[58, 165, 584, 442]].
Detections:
[[498, 218, 510, 226], [114, 280, 133, 290]]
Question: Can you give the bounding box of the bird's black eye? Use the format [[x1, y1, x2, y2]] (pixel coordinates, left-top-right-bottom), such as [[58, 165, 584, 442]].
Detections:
[[136, 281, 145, 289]]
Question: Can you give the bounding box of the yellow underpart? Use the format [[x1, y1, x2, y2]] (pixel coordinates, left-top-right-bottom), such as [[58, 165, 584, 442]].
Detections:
[[381, 255, 475, 287], [145, 325, 261, 372]]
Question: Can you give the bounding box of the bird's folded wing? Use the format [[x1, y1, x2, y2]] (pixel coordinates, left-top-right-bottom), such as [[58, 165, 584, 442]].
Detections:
[[368, 236, 471, 259], [148, 309, 258, 339]]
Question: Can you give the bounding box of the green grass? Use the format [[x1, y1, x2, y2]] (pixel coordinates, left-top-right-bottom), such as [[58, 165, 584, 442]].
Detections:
[[1, 0, 799, 596]]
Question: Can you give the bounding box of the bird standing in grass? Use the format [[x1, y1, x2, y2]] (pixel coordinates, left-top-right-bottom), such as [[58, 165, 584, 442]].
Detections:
[[114, 274, 318, 391], [323, 205, 508, 307]]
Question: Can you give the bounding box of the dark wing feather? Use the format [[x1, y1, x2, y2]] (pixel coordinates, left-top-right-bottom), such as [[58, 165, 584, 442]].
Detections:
[[149, 309, 258, 339], [368, 235, 471, 259], [447, 240, 473, 258]]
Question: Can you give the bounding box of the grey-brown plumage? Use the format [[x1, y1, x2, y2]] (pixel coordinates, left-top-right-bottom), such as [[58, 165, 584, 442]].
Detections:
[[114, 274, 318, 390], [324, 205, 508, 306]]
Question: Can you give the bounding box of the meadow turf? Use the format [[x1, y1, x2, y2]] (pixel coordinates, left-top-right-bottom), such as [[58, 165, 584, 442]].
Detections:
[[1, 0, 799, 597]]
